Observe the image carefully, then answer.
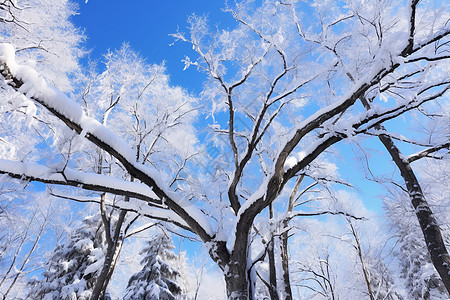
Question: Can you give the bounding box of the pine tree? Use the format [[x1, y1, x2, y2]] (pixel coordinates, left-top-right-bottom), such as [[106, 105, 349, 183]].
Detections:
[[124, 230, 183, 300], [385, 196, 447, 300], [27, 214, 106, 300], [365, 256, 404, 300]]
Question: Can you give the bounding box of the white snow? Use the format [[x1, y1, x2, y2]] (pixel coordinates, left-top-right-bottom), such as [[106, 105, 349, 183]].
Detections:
[[0, 158, 159, 200], [0, 42, 214, 237], [284, 151, 306, 172], [84, 254, 104, 276], [0, 44, 84, 123]]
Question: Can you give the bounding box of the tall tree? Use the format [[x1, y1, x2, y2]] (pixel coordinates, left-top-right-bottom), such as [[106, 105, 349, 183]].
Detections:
[[55, 43, 198, 299], [0, 0, 448, 298], [385, 157, 450, 299]]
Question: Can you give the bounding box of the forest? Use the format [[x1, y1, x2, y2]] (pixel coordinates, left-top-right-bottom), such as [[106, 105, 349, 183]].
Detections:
[[0, 0, 449, 299]]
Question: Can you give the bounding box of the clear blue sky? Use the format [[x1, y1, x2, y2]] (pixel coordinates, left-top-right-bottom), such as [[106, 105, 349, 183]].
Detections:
[[73, 1, 235, 94]]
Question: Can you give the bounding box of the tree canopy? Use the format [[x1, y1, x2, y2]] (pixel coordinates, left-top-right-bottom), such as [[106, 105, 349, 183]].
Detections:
[[0, 0, 449, 299]]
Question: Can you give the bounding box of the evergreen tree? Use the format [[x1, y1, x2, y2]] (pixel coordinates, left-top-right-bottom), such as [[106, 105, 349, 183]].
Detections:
[[398, 238, 445, 300], [124, 230, 183, 300], [365, 255, 404, 300], [385, 196, 447, 300], [27, 214, 106, 300]]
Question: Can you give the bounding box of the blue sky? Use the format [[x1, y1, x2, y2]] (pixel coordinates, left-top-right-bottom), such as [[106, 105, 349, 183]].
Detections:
[[73, 0, 235, 94]]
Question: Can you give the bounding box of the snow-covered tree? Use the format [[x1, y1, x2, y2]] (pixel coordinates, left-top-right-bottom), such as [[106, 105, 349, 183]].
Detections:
[[0, 0, 448, 298], [286, 189, 403, 300], [0, 0, 83, 164], [124, 230, 184, 300], [78, 42, 199, 177], [0, 192, 69, 299], [0, 1, 84, 296], [398, 232, 445, 299], [385, 156, 450, 300], [346, 218, 403, 300], [380, 89, 450, 299], [77, 43, 199, 299], [27, 214, 106, 300], [0, 0, 84, 90]]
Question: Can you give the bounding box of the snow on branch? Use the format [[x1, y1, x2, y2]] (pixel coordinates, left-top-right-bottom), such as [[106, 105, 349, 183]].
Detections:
[[354, 85, 450, 135], [228, 53, 410, 251], [410, 27, 450, 55], [0, 42, 214, 241], [282, 87, 449, 193], [274, 58, 402, 178], [282, 84, 449, 180], [0, 158, 161, 205]]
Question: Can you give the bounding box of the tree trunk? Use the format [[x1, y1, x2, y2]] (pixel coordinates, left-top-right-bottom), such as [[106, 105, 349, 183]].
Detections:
[[268, 240, 279, 300], [90, 232, 123, 300], [225, 259, 251, 300], [280, 227, 293, 300], [378, 133, 450, 295], [268, 203, 280, 300], [277, 177, 303, 300], [90, 208, 127, 300], [211, 240, 250, 299], [90, 245, 116, 300], [349, 221, 375, 300], [358, 95, 450, 295]]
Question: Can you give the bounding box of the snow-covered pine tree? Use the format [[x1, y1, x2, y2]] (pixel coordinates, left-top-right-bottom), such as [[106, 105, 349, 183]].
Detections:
[[385, 195, 447, 300], [124, 230, 183, 300], [397, 228, 446, 300], [27, 214, 106, 300], [365, 254, 404, 300]]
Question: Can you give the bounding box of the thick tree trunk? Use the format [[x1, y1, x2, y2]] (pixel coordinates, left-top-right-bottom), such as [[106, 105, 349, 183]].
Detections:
[[225, 259, 250, 300], [206, 235, 250, 299], [211, 240, 250, 299], [378, 133, 450, 295]]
